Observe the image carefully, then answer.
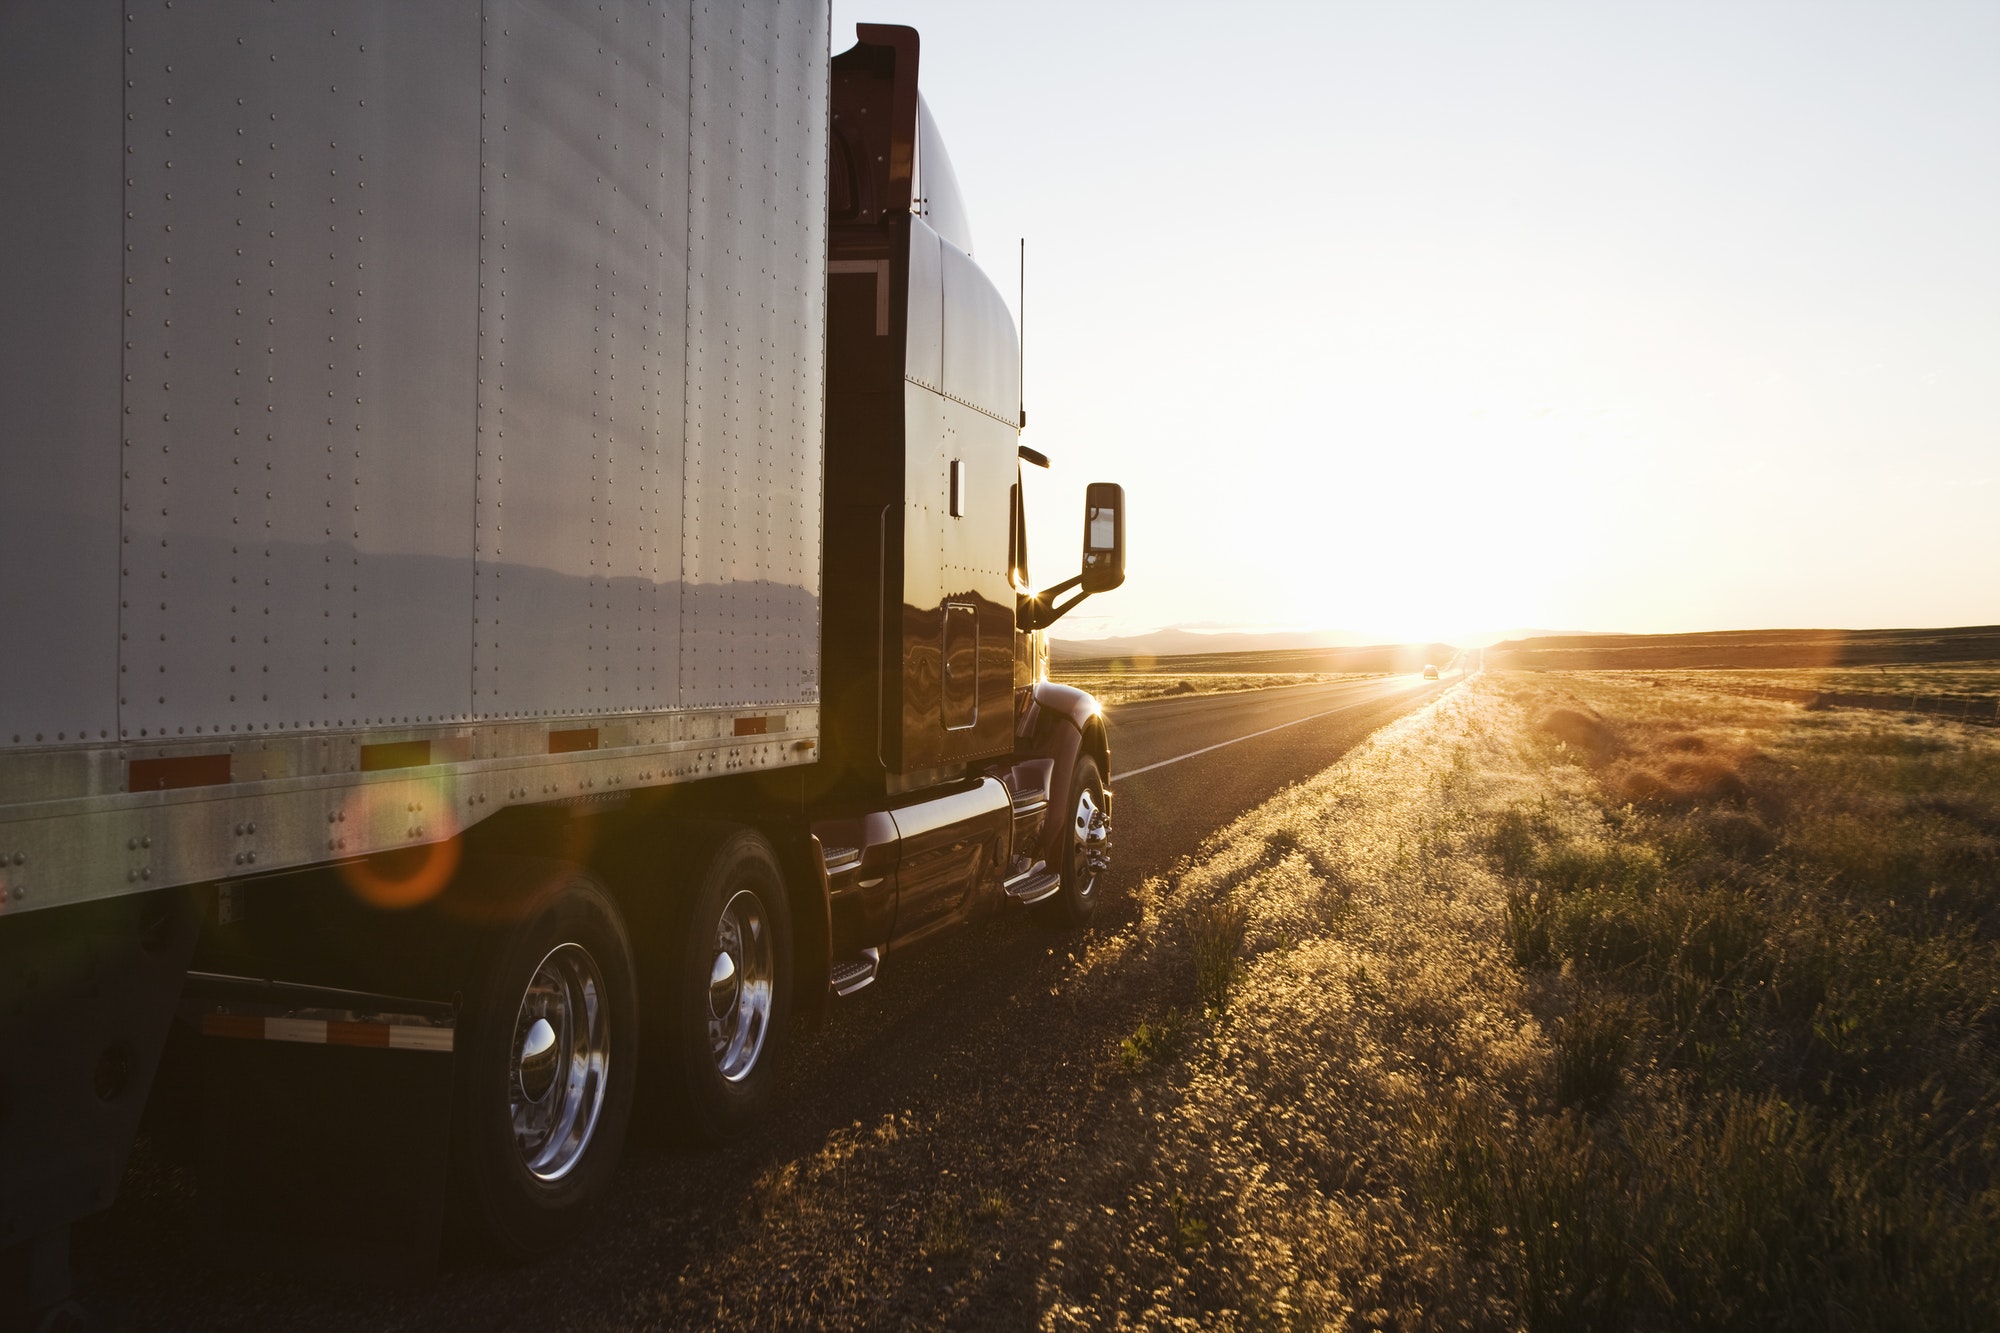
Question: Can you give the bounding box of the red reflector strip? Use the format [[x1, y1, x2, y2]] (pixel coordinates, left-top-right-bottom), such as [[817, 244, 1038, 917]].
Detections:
[[733, 715, 770, 736], [548, 726, 599, 754], [201, 1013, 453, 1053]]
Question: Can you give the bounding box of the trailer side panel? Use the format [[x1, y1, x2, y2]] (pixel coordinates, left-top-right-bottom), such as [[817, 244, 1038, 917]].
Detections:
[[0, 1, 828, 916], [0, 1, 124, 752], [682, 0, 830, 711]]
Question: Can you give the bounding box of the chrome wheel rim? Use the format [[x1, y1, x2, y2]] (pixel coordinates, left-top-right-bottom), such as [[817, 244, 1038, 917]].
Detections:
[[708, 888, 773, 1083], [1073, 785, 1107, 900], [509, 942, 611, 1182]]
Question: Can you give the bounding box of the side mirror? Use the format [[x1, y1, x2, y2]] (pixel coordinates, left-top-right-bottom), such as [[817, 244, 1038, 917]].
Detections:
[[1079, 483, 1125, 594], [1019, 481, 1127, 631]]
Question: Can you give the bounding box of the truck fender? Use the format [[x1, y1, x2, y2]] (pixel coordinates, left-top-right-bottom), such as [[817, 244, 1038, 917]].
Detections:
[[777, 831, 834, 1029], [1019, 682, 1111, 871]]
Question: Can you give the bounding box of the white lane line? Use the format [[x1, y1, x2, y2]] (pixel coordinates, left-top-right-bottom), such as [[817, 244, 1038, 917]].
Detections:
[[1115, 694, 1395, 780]]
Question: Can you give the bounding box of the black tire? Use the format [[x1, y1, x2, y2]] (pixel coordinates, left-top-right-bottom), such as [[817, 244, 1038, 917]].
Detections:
[[1037, 755, 1108, 928], [651, 828, 793, 1144], [450, 864, 637, 1260]]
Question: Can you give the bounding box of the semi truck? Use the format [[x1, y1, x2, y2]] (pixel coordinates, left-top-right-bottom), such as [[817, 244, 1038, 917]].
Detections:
[[0, 1, 1126, 1312]]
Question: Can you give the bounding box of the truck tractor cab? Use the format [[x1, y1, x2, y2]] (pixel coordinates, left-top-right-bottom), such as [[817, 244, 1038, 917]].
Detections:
[[814, 23, 1126, 960], [822, 24, 1123, 797]]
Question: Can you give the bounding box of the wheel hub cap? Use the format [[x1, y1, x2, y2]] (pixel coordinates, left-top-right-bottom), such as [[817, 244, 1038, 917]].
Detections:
[[1074, 788, 1111, 893], [508, 943, 611, 1182], [708, 889, 773, 1083]]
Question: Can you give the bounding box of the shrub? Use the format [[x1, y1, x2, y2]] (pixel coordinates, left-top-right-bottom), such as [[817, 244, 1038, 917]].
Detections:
[[921, 1196, 969, 1259], [1119, 1008, 1187, 1072], [1191, 898, 1248, 1013], [1506, 885, 1553, 967], [1538, 705, 1618, 759], [1696, 807, 1778, 861], [1610, 751, 1755, 808], [1552, 999, 1629, 1113], [1489, 804, 1549, 878]]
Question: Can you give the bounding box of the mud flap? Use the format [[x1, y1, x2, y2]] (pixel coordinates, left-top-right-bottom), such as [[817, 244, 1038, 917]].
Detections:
[[0, 890, 198, 1324], [183, 975, 456, 1283]]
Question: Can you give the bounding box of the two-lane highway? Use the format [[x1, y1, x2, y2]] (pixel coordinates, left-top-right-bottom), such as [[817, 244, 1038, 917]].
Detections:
[[1106, 673, 1452, 880]]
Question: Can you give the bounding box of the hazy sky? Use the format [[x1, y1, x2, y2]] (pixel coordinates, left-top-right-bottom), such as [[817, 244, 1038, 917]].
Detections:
[[830, 1, 1999, 642]]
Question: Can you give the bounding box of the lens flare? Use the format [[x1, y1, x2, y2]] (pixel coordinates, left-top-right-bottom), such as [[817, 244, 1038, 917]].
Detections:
[[335, 776, 463, 910]]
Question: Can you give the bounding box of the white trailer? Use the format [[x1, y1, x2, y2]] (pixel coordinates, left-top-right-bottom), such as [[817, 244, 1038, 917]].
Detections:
[[0, 1, 828, 923]]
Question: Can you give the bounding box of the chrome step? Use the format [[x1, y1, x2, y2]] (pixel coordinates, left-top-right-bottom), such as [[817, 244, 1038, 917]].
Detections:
[[829, 946, 881, 997], [821, 844, 862, 878], [1003, 863, 1063, 906]]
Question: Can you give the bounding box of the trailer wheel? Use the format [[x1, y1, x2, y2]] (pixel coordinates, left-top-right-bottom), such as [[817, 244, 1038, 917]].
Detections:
[[655, 828, 792, 1143], [451, 867, 636, 1259], [1038, 755, 1109, 927]]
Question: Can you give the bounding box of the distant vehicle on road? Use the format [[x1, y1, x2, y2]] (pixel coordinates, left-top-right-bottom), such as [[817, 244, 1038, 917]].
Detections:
[[1422, 664, 1441, 679]]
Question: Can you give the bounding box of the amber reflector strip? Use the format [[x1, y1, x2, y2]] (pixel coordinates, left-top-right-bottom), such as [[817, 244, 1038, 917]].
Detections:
[[128, 753, 233, 791], [360, 740, 432, 772], [733, 716, 770, 736], [548, 727, 599, 754]]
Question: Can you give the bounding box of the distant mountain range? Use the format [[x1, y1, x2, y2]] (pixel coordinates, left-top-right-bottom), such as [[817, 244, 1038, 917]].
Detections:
[[1050, 625, 1616, 660], [1049, 628, 1368, 660]]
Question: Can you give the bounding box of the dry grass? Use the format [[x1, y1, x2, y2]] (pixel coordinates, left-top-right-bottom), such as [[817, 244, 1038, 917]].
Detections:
[[1655, 664, 2000, 704], [1033, 670, 2000, 1330], [1052, 671, 1381, 707]]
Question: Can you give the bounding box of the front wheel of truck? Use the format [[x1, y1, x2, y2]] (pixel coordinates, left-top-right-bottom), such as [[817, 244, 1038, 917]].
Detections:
[[451, 865, 638, 1259], [1037, 755, 1109, 928], [652, 827, 793, 1143]]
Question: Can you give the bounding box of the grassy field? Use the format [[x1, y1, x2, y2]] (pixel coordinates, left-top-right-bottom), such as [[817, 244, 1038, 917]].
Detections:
[[1033, 669, 2000, 1330], [1051, 670, 1383, 707], [1651, 664, 2000, 711]]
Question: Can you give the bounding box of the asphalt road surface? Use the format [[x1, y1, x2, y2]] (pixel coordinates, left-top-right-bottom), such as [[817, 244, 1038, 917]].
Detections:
[[1105, 674, 1448, 885], [76, 672, 1456, 1331]]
